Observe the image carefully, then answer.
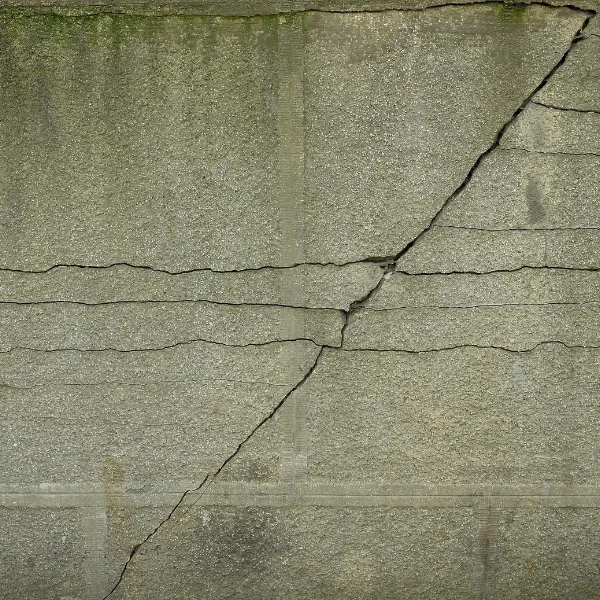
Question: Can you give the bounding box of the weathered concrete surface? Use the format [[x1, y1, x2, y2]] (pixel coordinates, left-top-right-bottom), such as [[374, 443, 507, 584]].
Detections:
[[396, 227, 600, 273], [501, 102, 600, 154], [0, 263, 383, 309], [0, 302, 344, 349], [0, 6, 586, 271], [1, 2, 599, 599], [112, 506, 477, 600], [535, 36, 600, 111]]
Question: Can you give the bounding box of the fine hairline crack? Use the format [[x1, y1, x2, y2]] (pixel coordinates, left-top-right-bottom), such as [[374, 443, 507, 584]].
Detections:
[[103, 12, 594, 597]]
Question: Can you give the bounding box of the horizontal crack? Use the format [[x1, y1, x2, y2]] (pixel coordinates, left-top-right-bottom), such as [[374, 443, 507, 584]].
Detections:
[[395, 266, 600, 275], [0, 338, 323, 355], [436, 225, 600, 232], [498, 146, 600, 158], [0, 259, 384, 276], [531, 101, 600, 116], [342, 341, 599, 354], [1, 0, 592, 18], [363, 301, 600, 310]]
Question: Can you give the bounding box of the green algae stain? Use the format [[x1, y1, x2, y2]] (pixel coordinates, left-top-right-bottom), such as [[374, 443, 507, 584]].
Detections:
[[498, 3, 529, 24]]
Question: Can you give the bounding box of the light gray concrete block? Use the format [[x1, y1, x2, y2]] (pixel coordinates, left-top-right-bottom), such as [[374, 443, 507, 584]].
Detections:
[[343, 304, 600, 351], [0, 302, 344, 350], [0, 263, 383, 310], [396, 227, 600, 273], [305, 347, 600, 485], [370, 269, 600, 309], [535, 36, 600, 111], [303, 5, 585, 264], [494, 508, 600, 600], [437, 150, 600, 229], [0, 507, 86, 600], [0, 7, 586, 270], [501, 102, 600, 155], [113, 506, 477, 599], [0, 340, 319, 483]]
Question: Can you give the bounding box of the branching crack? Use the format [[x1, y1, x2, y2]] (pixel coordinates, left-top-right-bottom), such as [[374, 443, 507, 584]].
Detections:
[[101, 8, 594, 597], [531, 100, 600, 115]]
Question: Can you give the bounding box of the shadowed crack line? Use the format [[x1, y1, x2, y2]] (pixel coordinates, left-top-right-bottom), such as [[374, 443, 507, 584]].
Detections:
[[531, 101, 600, 115], [102, 346, 326, 599], [0, 338, 324, 355], [0, 259, 381, 276], [436, 225, 600, 232], [499, 146, 600, 158], [0, 1, 591, 18], [362, 300, 600, 310], [101, 10, 594, 597], [341, 341, 600, 354], [395, 265, 600, 275]]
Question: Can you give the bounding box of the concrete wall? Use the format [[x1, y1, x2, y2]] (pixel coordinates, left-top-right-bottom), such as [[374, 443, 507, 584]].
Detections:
[[0, 1, 599, 598]]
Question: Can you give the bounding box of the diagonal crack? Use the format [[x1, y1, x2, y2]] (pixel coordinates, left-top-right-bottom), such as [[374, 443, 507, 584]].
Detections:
[[102, 346, 326, 599], [100, 9, 594, 597]]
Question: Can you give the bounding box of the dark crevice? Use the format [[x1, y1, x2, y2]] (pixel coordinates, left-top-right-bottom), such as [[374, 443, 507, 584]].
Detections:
[[0, 338, 323, 355], [102, 346, 326, 599], [436, 225, 600, 231], [498, 146, 600, 158], [395, 265, 600, 275], [342, 341, 600, 354], [0, 259, 382, 276], [0, 298, 345, 312], [0, 0, 592, 18], [364, 300, 600, 310], [531, 100, 600, 115]]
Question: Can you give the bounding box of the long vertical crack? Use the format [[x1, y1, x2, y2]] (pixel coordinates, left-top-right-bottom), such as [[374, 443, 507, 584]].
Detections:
[[102, 10, 593, 597]]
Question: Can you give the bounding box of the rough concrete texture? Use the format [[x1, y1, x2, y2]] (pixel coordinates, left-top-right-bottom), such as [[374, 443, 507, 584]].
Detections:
[[0, 263, 383, 309], [1, 2, 599, 599]]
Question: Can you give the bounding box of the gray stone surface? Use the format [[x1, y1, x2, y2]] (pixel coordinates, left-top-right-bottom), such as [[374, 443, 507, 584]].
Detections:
[[305, 346, 600, 485], [0, 508, 86, 600], [0, 340, 319, 483], [0, 7, 585, 270], [501, 102, 600, 154], [0, 302, 344, 350], [114, 506, 477, 599], [370, 269, 600, 309], [396, 227, 600, 273], [495, 508, 600, 599], [302, 6, 584, 263], [344, 304, 600, 351], [437, 150, 600, 229], [0, 263, 383, 310], [1, 3, 599, 599], [535, 36, 600, 111]]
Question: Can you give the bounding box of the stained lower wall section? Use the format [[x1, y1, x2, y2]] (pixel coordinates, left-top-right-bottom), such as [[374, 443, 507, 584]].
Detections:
[[1, 3, 599, 599]]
